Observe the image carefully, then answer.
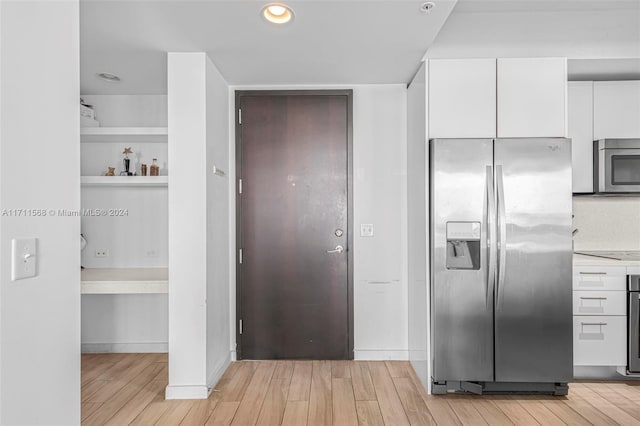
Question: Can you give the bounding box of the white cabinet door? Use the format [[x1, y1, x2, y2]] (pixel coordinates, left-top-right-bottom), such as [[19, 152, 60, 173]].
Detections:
[[573, 315, 626, 366], [593, 81, 640, 139], [428, 59, 496, 138], [497, 58, 567, 138], [568, 82, 594, 193]]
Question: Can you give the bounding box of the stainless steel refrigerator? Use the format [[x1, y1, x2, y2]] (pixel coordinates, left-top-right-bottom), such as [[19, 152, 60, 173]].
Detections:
[[430, 138, 573, 395]]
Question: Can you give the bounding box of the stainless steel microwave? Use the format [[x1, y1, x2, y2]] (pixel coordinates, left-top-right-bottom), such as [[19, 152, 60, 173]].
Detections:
[[594, 139, 640, 193]]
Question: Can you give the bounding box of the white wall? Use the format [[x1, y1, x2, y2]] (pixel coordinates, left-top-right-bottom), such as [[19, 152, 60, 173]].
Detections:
[[227, 84, 409, 360], [80, 187, 168, 268], [81, 294, 167, 353], [0, 1, 81, 424], [407, 63, 430, 390], [573, 197, 640, 251], [167, 52, 208, 399], [352, 85, 408, 360], [80, 95, 167, 127], [205, 57, 231, 388], [167, 53, 230, 400], [1, 2, 3, 414]]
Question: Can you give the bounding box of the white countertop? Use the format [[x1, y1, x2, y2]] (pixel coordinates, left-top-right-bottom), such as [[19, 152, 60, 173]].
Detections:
[[81, 268, 168, 294], [574, 253, 640, 267]]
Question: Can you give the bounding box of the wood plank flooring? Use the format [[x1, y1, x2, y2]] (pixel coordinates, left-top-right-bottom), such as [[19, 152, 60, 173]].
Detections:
[[82, 354, 640, 425]]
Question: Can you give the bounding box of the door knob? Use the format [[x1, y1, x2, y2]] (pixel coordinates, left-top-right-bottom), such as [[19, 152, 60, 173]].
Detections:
[[327, 245, 344, 254]]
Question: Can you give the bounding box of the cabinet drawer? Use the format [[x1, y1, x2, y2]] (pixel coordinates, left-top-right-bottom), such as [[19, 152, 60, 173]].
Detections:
[[573, 291, 626, 315], [573, 315, 626, 366], [573, 267, 627, 291]]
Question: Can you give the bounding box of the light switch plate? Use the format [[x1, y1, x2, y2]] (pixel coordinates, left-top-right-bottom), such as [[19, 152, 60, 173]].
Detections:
[[360, 224, 374, 237], [11, 238, 37, 281]]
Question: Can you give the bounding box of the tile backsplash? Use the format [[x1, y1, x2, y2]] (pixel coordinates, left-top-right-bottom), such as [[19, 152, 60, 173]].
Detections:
[[573, 196, 640, 251]]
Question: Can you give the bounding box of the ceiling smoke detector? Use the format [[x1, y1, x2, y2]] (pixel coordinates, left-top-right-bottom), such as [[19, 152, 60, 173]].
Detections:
[[420, 2, 435, 13], [262, 3, 294, 24], [97, 72, 121, 83]]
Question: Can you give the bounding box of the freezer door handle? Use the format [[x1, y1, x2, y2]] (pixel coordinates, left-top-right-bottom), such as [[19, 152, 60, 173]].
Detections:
[[496, 165, 507, 311], [486, 165, 497, 309]]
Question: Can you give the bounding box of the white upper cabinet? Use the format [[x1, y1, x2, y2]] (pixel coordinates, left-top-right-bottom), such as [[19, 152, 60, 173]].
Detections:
[[568, 82, 594, 193], [428, 59, 497, 138], [593, 81, 640, 139], [497, 58, 567, 138]]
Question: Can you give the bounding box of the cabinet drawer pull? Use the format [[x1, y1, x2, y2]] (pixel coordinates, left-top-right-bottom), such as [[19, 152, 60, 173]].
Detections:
[[579, 272, 607, 275], [580, 297, 607, 300], [579, 321, 607, 341]]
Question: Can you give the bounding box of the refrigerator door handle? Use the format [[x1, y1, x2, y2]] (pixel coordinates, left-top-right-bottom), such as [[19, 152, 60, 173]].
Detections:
[[486, 165, 497, 309], [496, 165, 507, 310]]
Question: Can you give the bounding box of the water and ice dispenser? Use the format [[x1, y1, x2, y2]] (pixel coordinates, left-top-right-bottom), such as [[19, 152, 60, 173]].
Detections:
[[445, 222, 481, 270]]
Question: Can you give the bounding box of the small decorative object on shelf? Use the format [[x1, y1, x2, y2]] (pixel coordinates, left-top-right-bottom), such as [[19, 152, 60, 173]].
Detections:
[[105, 167, 116, 176], [80, 98, 95, 119], [141, 163, 147, 176], [150, 158, 159, 176], [121, 147, 134, 176], [80, 98, 100, 128]]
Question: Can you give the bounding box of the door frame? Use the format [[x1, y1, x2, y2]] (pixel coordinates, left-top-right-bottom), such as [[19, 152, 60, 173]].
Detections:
[[234, 89, 354, 360]]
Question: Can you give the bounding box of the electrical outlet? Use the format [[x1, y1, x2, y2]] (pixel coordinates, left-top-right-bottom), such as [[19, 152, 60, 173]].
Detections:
[[95, 249, 109, 258], [146, 249, 158, 257], [360, 224, 374, 237]]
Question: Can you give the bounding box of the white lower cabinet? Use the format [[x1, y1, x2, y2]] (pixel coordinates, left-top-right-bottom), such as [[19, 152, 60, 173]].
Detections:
[[573, 266, 627, 367], [573, 315, 626, 366]]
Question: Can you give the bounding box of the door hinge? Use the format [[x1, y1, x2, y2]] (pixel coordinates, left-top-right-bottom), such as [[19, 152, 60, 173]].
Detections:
[[238, 248, 243, 264], [238, 108, 242, 124], [239, 319, 243, 335], [238, 178, 243, 194]]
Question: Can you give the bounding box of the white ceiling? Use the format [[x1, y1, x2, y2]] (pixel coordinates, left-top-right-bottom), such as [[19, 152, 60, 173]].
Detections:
[[80, 0, 640, 94], [80, 0, 457, 94]]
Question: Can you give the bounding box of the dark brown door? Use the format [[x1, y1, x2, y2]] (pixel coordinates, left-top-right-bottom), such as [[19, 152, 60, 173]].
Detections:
[[236, 91, 353, 360]]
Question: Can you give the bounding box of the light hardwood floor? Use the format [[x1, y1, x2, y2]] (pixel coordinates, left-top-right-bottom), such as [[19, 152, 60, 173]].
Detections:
[[82, 353, 640, 425]]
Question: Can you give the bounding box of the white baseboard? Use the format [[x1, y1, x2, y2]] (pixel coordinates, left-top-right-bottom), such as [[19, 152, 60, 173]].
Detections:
[[82, 341, 168, 353], [354, 350, 409, 360], [165, 385, 210, 400], [574, 365, 627, 379], [207, 352, 232, 389]]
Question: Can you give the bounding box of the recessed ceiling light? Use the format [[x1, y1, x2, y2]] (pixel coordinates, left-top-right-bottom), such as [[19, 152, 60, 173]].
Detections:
[[262, 3, 294, 25], [97, 72, 121, 82]]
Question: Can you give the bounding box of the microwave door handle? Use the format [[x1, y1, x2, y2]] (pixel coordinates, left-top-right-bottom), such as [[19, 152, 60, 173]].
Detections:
[[486, 166, 497, 310], [496, 165, 507, 311]]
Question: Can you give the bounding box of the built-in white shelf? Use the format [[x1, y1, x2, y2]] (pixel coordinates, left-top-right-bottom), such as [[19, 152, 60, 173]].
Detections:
[[81, 176, 168, 187], [80, 127, 168, 143], [81, 268, 168, 294]]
